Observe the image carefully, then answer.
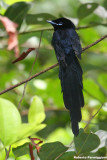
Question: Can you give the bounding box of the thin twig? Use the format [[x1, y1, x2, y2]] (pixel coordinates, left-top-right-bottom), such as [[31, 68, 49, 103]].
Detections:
[[18, 31, 43, 109], [0, 23, 107, 38], [5, 145, 11, 160], [19, 27, 53, 35], [84, 103, 104, 130], [76, 23, 107, 30], [0, 34, 107, 96], [18, 23, 107, 35]]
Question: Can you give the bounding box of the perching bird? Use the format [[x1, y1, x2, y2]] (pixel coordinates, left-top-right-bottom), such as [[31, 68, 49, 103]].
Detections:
[[47, 18, 84, 136]]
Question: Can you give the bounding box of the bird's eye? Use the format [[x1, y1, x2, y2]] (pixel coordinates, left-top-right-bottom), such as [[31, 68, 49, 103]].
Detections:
[[58, 22, 63, 26]]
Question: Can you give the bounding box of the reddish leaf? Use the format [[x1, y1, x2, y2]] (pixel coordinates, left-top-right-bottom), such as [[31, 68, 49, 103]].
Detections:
[[12, 48, 35, 64], [0, 15, 19, 57]]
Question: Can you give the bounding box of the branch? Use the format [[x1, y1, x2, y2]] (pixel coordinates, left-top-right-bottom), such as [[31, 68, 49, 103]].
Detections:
[[19, 23, 107, 35], [19, 27, 53, 35], [76, 23, 107, 30], [0, 34, 107, 95], [0, 24, 107, 38], [0, 63, 58, 95], [82, 34, 107, 51]]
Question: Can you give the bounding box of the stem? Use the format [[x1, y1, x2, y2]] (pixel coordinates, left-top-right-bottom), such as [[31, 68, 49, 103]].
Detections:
[[5, 145, 11, 160], [29, 144, 34, 160]]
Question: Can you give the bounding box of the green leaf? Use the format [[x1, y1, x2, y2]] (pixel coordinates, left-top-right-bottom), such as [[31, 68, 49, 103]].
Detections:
[[77, 3, 99, 19], [103, 0, 107, 10], [0, 150, 5, 160], [97, 147, 106, 156], [16, 154, 30, 160], [17, 123, 46, 140], [13, 143, 29, 157], [12, 123, 45, 150], [74, 129, 100, 154], [46, 128, 73, 145], [4, 0, 32, 5], [39, 142, 68, 160], [0, 98, 46, 147], [26, 13, 56, 25], [81, 53, 107, 71], [18, 31, 41, 45], [0, 141, 5, 160], [4, 2, 30, 28], [0, 98, 21, 146], [57, 151, 75, 160], [12, 138, 30, 149], [83, 78, 106, 103], [98, 73, 107, 90], [28, 96, 46, 125], [33, 79, 47, 90]]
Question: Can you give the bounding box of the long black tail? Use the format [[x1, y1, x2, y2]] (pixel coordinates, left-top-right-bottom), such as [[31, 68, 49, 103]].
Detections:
[[59, 54, 84, 136]]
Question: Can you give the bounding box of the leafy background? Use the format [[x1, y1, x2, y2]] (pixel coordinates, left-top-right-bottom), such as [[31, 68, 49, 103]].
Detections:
[[0, 0, 107, 159]]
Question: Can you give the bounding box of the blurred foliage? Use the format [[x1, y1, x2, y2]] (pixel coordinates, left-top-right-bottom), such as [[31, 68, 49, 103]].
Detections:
[[0, 0, 107, 159]]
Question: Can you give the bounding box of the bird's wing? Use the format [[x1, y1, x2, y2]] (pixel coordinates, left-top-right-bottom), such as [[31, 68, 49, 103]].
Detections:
[[52, 34, 67, 68], [67, 29, 82, 59]]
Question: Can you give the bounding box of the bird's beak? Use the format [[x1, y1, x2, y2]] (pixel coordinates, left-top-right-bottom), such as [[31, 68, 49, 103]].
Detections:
[[47, 20, 57, 25]]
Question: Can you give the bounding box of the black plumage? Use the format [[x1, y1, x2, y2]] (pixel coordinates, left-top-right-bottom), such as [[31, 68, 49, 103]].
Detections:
[[47, 18, 84, 136]]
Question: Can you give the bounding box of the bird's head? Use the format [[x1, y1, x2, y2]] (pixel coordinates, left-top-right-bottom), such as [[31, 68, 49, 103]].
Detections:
[[47, 17, 75, 31]]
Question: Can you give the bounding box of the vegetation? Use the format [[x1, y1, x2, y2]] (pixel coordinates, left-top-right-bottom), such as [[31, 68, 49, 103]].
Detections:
[[0, 0, 107, 159]]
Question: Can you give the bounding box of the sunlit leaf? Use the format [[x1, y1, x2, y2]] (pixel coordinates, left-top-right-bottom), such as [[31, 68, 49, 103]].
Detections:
[[12, 138, 30, 149], [0, 97, 46, 147], [0, 98, 21, 146], [83, 78, 106, 103], [16, 154, 30, 160], [28, 96, 46, 125], [79, 28, 100, 45], [46, 128, 73, 145], [98, 73, 107, 90], [0, 141, 5, 160], [4, 0, 32, 5], [17, 123, 46, 140]]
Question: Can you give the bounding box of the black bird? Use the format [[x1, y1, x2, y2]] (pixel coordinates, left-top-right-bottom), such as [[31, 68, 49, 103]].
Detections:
[[47, 17, 84, 136]]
